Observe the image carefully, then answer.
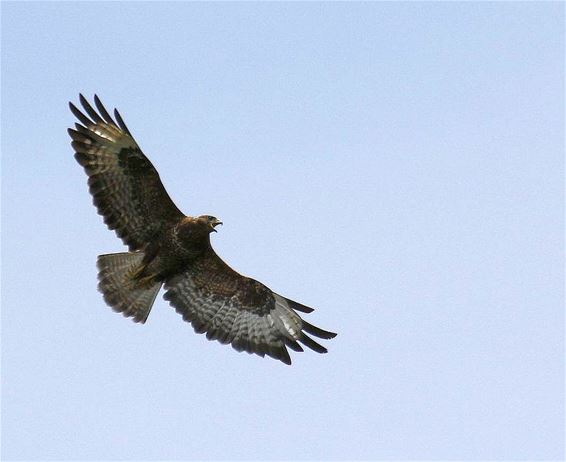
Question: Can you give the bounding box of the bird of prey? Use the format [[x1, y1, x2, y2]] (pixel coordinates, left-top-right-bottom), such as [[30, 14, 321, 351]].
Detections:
[[68, 95, 336, 365]]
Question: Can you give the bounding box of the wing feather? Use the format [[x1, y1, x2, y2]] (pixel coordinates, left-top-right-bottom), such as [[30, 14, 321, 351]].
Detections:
[[69, 95, 183, 250], [114, 108, 132, 134], [94, 94, 117, 125], [163, 249, 336, 365]]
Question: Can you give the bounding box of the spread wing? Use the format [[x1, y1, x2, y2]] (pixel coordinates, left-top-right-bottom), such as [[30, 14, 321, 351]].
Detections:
[[68, 94, 184, 250], [163, 249, 337, 365]]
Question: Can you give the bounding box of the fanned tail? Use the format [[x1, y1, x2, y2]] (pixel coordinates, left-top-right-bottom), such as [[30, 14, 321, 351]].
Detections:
[[97, 252, 162, 323]]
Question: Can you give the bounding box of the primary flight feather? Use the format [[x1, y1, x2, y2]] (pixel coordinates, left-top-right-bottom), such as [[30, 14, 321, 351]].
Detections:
[[69, 94, 336, 365]]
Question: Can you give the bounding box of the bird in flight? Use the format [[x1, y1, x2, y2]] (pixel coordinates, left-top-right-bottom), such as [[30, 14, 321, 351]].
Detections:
[[68, 95, 336, 365]]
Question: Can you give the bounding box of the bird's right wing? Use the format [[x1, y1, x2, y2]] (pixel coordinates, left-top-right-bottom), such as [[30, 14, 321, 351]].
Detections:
[[163, 249, 337, 365], [68, 94, 184, 251]]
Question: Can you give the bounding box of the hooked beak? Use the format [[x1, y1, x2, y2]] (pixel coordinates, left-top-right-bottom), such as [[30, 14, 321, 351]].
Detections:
[[210, 219, 223, 232]]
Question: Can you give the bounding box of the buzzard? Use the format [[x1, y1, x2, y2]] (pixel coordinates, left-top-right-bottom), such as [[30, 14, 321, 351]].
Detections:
[[68, 95, 336, 365]]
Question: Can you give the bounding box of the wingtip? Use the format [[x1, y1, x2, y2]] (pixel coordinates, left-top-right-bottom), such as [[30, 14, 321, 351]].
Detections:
[[279, 352, 292, 365], [301, 320, 337, 340], [285, 297, 315, 313], [69, 100, 93, 126], [114, 108, 131, 134], [93, 94, 117, 125], [298, 332, 328, 354]]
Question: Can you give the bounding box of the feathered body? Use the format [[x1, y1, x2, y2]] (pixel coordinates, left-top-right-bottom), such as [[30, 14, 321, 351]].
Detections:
[[69, 94, 336, 364]]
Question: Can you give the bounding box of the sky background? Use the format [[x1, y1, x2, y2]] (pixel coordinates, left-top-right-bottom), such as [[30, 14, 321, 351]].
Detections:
[[1, 2, 564, 461]]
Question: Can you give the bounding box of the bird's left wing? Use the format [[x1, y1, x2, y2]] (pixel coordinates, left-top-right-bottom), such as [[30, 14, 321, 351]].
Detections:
[[163, 249, 336, 365], [68, 94, 184, 251]]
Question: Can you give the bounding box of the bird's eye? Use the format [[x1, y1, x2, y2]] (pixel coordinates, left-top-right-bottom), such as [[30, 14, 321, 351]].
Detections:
[[208, 216, 214, 222]]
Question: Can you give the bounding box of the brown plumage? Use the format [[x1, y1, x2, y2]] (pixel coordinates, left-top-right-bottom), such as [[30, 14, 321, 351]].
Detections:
[[69, 94, 336, 365]]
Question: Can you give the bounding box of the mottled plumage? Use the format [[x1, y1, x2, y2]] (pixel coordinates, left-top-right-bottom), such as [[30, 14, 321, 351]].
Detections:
[[69, 94, 336, 364]]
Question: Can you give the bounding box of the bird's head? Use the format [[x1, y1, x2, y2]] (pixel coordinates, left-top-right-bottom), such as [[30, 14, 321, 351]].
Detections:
[[197, 215, 223, 233]]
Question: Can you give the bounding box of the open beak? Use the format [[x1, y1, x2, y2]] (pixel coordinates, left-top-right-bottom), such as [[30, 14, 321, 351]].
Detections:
[[211, 219, 223, 232]]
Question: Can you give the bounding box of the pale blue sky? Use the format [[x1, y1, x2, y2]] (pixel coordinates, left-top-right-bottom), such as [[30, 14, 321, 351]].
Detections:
[[1, 2, 564, 460]]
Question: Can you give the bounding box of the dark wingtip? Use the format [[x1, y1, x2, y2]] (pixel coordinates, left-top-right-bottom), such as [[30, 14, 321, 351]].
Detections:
[[79, 94, 104, 123], [298, 332, 328, 354], [283, 336, 304, 352], [279, 348, 292, 365], [94, 94, 117, 125], [302, 320, 337, 339], [69, 100, 92, 126], [69, 101, 79, 113], [286, 297, 314, 313], [114, 108, 131, 134]]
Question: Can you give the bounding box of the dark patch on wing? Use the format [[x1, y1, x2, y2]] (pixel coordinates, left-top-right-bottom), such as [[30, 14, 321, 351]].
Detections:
[[163, 248, 337, 365]]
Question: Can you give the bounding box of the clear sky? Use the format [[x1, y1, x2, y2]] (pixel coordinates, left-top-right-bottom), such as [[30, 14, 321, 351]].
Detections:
[[1, 2, 564, 460]]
